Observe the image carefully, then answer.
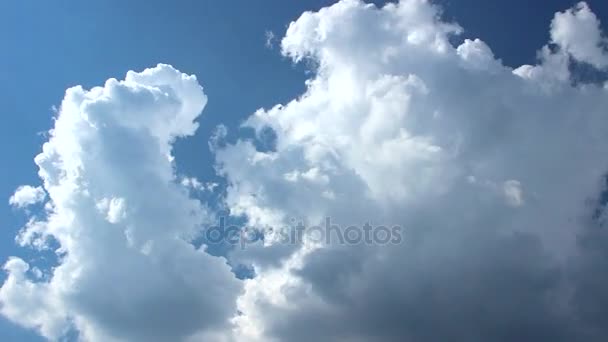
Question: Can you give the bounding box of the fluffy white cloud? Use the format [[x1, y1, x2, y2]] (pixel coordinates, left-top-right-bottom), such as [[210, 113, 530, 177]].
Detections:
[[4, 1, 608, 342], [214, 1, 608, 341], [551, 2, 608, 69], [180, 177, 218, 193], [0, 64, 241, 341], [9, 185, 46, 208]]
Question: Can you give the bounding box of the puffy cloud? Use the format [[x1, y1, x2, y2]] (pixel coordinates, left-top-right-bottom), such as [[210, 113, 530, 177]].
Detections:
[[9, 185, 46, 208], [5, 1, 608, 342], [551, 2, 608, 69], [180, 177, 218, 193], [0, 64, 241, 341], [214, 1, 608, 341]]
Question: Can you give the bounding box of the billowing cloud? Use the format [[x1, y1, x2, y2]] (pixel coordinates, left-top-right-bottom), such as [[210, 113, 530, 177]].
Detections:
[[0, 64, 241, 341], [214, 1, 608, 341], [550, 1, 608, 69], [9, 185, 46, 208], [4, 1, 608, 342]]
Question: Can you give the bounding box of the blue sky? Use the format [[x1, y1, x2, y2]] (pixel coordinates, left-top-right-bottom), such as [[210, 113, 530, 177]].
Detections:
[[1, 0, 608, 340]]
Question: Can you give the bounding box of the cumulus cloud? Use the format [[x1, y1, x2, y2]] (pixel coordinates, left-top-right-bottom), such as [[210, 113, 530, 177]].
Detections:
[[551, 2, 608, 69], [181, 177, 218, 193], [4, 1, 608, 342], [9, 185, 46, 208], [0, 64, 240, 341], [213, 1, 608, 341]]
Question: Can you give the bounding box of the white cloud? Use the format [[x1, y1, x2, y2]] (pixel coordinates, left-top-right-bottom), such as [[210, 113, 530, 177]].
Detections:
[[9, 185, 46, 208], [180, 177, 218, 193], [551, 1, 608, 69], [95, 197, 126, 224], [265, 30, 276, 49], [4, 1, 608, 342], [213, 1, 608, 341], [181, 177, 205, 191], [0, 64, 241, 341], [503, 180, 524, 207]]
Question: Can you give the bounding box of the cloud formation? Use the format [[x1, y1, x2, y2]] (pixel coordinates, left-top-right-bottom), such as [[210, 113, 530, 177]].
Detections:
[[215, 1, 608, 341], [550, 1, 608, 69], [9, 185, 46, 208], [0, 65, 240, 341], [3, 1, 608, 342]]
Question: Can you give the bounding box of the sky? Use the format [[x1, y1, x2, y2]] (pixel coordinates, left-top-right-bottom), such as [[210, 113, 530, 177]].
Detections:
[[1, 0, 608, 341]]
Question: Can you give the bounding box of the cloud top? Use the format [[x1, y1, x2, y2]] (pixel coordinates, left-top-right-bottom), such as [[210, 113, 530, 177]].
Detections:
[[9, 185, 46, 208], [3, 1, 608, 342], [1, 64, 240, 341]]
